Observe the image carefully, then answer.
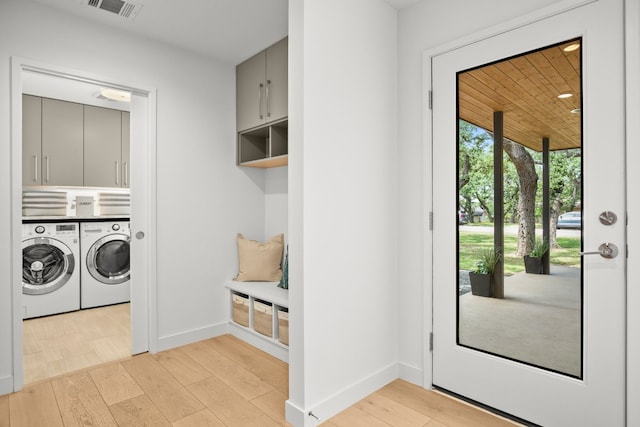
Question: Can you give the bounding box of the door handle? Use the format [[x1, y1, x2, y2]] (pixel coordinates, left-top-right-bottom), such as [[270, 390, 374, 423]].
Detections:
[[579, 243, 618, 259], [259, 83, 264, 120], [266, 79, 271, 118], [33, 155, 38, 182]]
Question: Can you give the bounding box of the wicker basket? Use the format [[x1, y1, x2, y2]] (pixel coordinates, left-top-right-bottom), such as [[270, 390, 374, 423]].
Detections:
[[253, 299, 273, 337], [232, 293, 249, 327]]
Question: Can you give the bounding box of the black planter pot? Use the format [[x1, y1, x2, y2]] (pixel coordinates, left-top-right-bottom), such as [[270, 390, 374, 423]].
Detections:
[[524, 255, 543, 274], [468, 272, 493, 297]]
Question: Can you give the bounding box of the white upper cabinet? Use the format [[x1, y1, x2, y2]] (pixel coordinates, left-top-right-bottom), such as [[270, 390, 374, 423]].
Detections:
[[236, 37, 288, 132]]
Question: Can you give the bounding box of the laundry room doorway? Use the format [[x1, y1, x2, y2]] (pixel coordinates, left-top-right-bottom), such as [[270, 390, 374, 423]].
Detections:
[[10, 58, 157, 391]]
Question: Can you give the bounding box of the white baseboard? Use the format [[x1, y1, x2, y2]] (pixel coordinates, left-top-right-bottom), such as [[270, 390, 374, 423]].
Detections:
[[156, 321, 227, 352], [0, 375, 14, 396], [285, 399, 308, 427], [301, 363, 399, 425], [398, 362, 424, 387], [228, 322, 289, 363]]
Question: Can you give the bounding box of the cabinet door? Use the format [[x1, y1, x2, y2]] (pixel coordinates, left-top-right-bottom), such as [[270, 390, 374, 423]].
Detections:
[[265, 37, 288, 123], [121, 111, 130, 188], [42, 98, 84, 186], [84, 105, 123, 187], [236, 50, 266, 132], [22, 95, 42, 186]]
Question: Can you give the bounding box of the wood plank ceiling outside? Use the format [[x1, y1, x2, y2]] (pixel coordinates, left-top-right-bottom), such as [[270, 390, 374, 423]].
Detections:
[[458, 40, 581, 152]]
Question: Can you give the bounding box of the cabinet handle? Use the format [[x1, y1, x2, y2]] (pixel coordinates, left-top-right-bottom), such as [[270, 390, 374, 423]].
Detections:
[[259, 82, 264, 120], [124, 162, 128, 186], [33, 155, 38, 182], [266, 79, 271, 118], [115, 161, 120, 185], [45, 156, 49, 183]]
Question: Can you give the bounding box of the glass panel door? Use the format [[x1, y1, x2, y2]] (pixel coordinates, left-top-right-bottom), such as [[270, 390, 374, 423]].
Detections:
[[431, 1, 625, 425]]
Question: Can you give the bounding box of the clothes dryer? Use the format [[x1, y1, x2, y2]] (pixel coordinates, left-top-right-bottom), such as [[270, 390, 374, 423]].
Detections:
[[80, 221, 131, 309], [22, 222, 80, 319]]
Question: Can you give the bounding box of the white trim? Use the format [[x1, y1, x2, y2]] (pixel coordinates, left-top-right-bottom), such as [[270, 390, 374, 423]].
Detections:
[[422, 0, 608, 393], [303, 363, 398, 425], [423, 0, 597, 60], [9, 57, 157, 391], [398, 362, 424, 386], [156, 322, 227, 352], [227, 322, 289, 363], [284, 400, 307, 427], [10, 57, 25, 392], [625, 0, 640, 425], [0, 376, 13, 396]]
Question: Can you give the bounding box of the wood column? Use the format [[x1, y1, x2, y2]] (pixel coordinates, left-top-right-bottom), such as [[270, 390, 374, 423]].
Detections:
[[542, 137, 550, 274], [493, 111, 504, 298]]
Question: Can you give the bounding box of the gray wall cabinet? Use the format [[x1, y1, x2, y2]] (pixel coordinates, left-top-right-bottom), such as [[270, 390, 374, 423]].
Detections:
[[236, 37, 288, 132], [84, 105, 127, 188], [236, 38, 288, 167], [22, 94, 129, 188], [41, 98, 84, 186], [22, 95, 42, 186]]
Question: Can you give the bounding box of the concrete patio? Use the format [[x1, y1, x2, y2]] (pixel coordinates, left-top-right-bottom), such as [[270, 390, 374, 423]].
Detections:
[[458, 265, 581, 377]]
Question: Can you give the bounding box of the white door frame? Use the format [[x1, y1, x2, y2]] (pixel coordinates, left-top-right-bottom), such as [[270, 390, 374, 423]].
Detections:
[[9, 57, 158, 391], [422, 0, 638, 424]]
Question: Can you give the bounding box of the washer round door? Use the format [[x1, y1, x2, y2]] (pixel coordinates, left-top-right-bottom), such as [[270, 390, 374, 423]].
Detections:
[[87, 234, 130, 284], [22, 237, 75, 295]]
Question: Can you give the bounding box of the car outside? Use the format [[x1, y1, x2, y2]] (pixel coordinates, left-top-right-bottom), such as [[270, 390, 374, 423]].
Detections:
[[557, 211, 581, 229], [458, 211, 468, 225]]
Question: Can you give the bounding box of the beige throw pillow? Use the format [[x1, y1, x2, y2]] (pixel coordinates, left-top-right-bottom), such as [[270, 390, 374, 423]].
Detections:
[[235, 233, 284, 282]]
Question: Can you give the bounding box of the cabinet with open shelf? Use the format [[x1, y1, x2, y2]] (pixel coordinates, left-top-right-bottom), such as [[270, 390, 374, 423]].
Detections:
[[237, 119, 288, 167]]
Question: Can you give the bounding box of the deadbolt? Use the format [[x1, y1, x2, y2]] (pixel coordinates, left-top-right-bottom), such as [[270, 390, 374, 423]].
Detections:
[[135, 231, 145, 240], [599, 211, 617, 225]]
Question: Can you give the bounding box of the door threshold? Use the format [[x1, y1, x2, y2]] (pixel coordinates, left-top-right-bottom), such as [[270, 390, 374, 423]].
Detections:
[[433, 385, 540, 427]]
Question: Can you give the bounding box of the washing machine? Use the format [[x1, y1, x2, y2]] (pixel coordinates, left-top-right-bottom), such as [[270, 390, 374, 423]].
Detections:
[[80, 221, 131, 309], [22, 222, 80, 319]]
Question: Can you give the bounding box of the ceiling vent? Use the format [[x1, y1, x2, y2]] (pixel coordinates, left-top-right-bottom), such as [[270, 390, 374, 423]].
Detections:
[[83, 0, 143, 20]]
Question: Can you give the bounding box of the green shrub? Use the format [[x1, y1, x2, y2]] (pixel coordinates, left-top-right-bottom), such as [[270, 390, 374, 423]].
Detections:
[[473, 247, 502, 275]]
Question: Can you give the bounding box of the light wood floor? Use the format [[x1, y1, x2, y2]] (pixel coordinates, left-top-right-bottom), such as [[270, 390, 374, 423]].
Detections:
[[3, 330, 522, 426], [23, 303, 131, 384]]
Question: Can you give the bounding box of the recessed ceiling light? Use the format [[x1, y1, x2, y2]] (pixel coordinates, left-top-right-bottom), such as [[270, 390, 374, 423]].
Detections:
[[99, 88, 131, 102], [563, 43, 580, 52], [557, 93, 573, 99], [571, 108, 581, 114]]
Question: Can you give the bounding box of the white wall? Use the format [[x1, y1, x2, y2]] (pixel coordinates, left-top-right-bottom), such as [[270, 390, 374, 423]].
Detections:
[[0, 0, 267, 392], [265, 166, 289, 241], [287, 0, 398, 423]]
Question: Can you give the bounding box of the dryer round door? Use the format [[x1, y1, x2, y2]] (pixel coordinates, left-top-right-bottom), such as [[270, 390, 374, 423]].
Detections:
[[22, 237, 75, 295], [87, 234, 130, 284]]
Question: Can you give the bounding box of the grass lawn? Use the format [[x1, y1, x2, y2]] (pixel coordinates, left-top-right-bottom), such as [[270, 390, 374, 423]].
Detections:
[[459, 231, 581, 275]]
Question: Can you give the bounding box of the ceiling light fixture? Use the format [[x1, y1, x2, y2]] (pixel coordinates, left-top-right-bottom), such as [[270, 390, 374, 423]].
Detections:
[[563, 43, 580, 52], [557, 93, 573, 99], [99, 88, 131, 102]]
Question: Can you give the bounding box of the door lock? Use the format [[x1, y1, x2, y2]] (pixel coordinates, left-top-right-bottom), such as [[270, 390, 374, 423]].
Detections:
[[599, 211, 617, 225], [579, 242, 618, 259]]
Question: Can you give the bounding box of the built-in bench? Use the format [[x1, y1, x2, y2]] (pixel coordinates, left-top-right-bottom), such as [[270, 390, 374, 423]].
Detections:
[[224, 280, 289, 362]]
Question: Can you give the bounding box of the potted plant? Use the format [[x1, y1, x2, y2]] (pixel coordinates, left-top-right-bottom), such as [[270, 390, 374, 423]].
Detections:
[[523, 238, 548, 274], [469, 247, 501, 297]]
